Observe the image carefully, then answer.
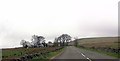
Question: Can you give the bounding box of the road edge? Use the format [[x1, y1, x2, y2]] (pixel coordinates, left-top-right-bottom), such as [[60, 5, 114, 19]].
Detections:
[[50, 47, 65, 59]]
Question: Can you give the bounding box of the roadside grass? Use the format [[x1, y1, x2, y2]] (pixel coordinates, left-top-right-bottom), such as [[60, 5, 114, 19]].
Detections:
[[31, 47, 65, 61], [2, 47, 64, 59], [2, 48, 39, 58], [2, 48, 27, 58], [77, 46, 119, 58], [75, 37, 119, 58]]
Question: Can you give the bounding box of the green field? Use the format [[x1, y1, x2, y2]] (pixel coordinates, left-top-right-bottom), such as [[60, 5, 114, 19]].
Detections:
[[2, 47, 64, 61], [76, 37, 119, 58]]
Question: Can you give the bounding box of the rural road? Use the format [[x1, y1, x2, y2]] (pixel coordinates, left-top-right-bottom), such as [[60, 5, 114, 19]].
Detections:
[[53, 46, 118, 61]]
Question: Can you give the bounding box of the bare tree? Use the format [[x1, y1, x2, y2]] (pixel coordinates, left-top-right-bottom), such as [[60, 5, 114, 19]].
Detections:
[[31, 35, 45, 47], [58, 34, 72, 46], [20, 40, 27, 48], [20, 35, 46, 48], [74, 37, 79, 47], [53, 37, 59, 46], [20, 40, 32, 48], [58, 36, 63, 46]]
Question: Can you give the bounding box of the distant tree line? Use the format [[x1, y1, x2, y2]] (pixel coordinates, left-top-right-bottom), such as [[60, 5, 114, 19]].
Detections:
[[20, 34, 72, 48], [20, 35, 47, 48]]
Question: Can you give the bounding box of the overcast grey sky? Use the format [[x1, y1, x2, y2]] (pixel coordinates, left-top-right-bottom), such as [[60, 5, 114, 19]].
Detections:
[[0, 0, 119, 48]]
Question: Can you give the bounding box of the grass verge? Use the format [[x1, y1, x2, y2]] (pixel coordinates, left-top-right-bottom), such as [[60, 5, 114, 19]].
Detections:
[[76, 46, 119, 58], [31, 47, 65, 61]]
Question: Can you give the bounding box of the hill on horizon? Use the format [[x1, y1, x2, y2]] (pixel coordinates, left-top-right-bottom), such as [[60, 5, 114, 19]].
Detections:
[[77, 37, 119, 49]]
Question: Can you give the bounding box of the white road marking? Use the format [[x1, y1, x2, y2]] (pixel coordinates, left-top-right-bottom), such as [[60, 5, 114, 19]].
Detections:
[[76, 50, 92, 61], [86, 57, 92, 61], [80, 53, 92, 61], [81, 53, 86, 57]]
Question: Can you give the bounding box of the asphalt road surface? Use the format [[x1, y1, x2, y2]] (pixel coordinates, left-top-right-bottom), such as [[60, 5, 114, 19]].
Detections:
[[53, 46, 118, 61]]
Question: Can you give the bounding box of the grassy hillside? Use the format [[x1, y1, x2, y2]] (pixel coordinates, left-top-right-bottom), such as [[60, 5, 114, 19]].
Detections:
[[76, 37, 119, 58], [77, 37, 119, 49]]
